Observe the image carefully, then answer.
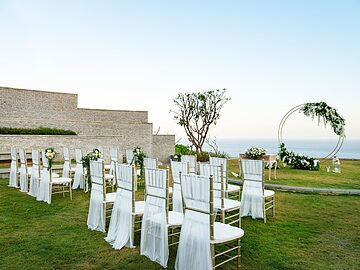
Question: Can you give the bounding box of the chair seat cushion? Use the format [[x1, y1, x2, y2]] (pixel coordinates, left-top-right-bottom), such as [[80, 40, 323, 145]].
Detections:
[[105, 192, 117, 203], [215, 198, 241, 211], [227, 184, 241, 193], [211, 222, 244, 244], [135, 201, 145, 215], [105, 173, 114, 180], [147, 210, 183, 227], [52, 177, 72, 184], [264, 189, 275, 198], [70, 167, 76, 172], [168, 211, 183, 226]]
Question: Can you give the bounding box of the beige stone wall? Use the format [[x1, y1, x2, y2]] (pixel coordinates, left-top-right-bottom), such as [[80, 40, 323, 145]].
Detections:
[[152, 135, 175, 163], [0, 87, 175, 163]]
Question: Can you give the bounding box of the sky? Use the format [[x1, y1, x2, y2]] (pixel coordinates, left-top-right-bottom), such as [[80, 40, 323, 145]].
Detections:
[[0, 0, 359, 142]]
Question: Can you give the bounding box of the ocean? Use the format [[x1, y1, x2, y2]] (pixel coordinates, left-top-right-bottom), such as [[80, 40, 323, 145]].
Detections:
[[197, 139, 360, 159]]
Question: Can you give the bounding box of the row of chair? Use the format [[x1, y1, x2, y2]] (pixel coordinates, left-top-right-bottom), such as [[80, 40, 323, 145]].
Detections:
[[88, 160, 245, 269]]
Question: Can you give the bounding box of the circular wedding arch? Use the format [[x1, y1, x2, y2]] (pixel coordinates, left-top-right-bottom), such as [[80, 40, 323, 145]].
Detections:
[[277, 103, 345, 160]]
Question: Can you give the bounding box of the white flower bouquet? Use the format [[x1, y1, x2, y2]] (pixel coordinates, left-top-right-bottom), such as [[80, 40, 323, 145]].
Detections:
[[245, 147, 266, 159], [45, 147, 57, 170]]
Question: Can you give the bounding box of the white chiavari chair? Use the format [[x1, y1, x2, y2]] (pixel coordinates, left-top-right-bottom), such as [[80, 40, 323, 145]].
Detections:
[[240, 159, 275, 223], [87, 159, 116, 232], [210, 156, 241, 200], [140, 168, 183, 268], [105, 163, 145, 249], [176, 174, 244, 270], [19, 148, 28, 193], [181, 154, 197, 174], [72, 149, 86, 191], [28, 150, 41, 197], [8, 147, 18, 188], [170, 161, 188, 213]]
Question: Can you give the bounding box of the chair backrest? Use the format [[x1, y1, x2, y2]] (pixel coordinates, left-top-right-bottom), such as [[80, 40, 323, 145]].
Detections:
[[19, 148, 27, 169], [125, 149, 134, 164], [90, 160, 106, 199], [110, 148, 118, 162], [11, 147, 17, 162], [198, 163, 224, 203], [144, 168, 168, 199], [209, 156, 227, 178], [241, 159, 264, 182], [75, 149, 82, 164], [144, 157, 157, 169], [42, 150, 49, 168], [116, 163, 135, 191], [170, 161, 188, 185], [180, 174, 214, 238], [32, 149, 40, 167], [63, 147, 70, 161], [181, 154, 197, 173]]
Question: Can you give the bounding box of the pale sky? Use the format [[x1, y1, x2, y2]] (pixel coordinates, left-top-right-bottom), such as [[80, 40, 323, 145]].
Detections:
[[1, 0, 359, 141]]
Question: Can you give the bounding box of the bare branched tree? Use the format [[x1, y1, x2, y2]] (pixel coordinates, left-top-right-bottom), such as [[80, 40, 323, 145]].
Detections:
[[170, 89, 230, 153]]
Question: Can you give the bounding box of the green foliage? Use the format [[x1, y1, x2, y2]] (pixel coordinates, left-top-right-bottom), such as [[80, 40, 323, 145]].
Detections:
[[175, 144, 191, 155], [301, 101, 345, 137], [133, 147, 147, 175], [279, 143, 320, 171], [81, 148, 102, 187], [0, 126, 77, 135]]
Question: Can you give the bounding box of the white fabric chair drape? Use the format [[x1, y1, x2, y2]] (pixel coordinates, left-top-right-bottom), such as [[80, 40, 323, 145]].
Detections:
[[28, 150, 40, 197], [105, 164, 135, 250], [72, 149, 85, 190], [176, 174, 212, 270], [125, 149, 134, 165], [9, 147, 18, 188], [109, 148, 118, 175], [240, 159, 264, 219], [144, 157, 157, 169], [62, 147, 71, 178], [87, 160, 106, 232], [140, 168, 168, 268], [37, 151, 51, 204], [170, 161, 188, 213], [181, 155, 197, 174], [19, 148, 28, 192]]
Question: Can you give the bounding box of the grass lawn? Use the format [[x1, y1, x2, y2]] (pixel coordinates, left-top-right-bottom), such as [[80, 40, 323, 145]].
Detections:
[[228, 159, 360, 190], [1, 179, 359, 269]]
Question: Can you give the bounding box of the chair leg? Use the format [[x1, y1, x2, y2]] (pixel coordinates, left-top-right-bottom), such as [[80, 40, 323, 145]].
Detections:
[[263, 198, 266, 223], [62, 186, 65, 197], [221, 210, 225, 224], [103, 203, 107, 232], [272, 196, 275, 216], [211, 243, 216, 270], [49, 183, 52, 204], [237, 239, 241, 270], [69, 184, 73, 200]]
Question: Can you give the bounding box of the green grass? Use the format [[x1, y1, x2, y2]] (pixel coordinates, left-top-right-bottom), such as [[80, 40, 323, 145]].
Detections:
[[1, 179, 359, 269], [228, 159, 360, 190]]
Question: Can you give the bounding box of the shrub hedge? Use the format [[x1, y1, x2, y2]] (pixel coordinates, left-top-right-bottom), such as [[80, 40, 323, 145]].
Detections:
[[0, 127, 77, 135]]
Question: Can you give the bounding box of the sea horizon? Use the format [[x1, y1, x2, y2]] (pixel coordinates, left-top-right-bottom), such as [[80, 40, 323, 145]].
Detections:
[[180, 138, 360, 159]]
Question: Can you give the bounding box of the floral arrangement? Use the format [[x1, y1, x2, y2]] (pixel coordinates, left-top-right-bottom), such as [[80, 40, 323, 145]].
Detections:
[[45, 147, 57, 170], [171, 153, 182, 161], [279, 102, 345, 171], [279, 143, 319, 170], [245, 147, 266, 159], [82, 148, 102, 189], [301, 102, 345, 137], [133, 147, 147, 176]]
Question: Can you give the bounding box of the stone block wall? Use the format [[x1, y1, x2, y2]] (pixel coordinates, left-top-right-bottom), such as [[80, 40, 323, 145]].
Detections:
[[0, 87, 174, 163]]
